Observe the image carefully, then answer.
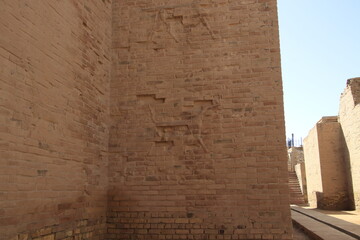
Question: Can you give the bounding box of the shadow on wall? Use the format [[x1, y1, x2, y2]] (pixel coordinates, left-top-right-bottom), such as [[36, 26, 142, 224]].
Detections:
[[314, 191, 354, 211], [339, 126, 355, 210]]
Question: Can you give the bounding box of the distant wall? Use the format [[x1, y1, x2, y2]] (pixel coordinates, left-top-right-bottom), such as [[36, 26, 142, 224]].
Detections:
[[0, 1, 111, 239], [303, 126, 322, 208], [288, 147, 304, 171], [316, 118, 349, 210], [304, 117, 350, 210], [294, 163, 307, 202], [339, 78, 360, 210]]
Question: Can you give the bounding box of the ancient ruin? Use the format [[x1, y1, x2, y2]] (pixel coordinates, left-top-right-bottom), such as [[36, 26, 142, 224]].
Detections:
[[287, 147, 307, 205], [0, 1, 293, 239], [302, 78, 360, 210]]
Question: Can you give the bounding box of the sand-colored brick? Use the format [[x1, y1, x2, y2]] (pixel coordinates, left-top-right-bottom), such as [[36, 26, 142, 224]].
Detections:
[[339, 78, 360, 210], [0, 0, 111, 239], [1, 0, 291, 239], [108, 0, 291, 239], [303, 117, 351, 209]]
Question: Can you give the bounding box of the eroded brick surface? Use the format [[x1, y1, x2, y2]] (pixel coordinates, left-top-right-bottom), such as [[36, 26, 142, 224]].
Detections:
[[0, 1, 111, 239], [108, 0, 291, 239], [9, 219, 106, 240], [1, 0, 292, 239]]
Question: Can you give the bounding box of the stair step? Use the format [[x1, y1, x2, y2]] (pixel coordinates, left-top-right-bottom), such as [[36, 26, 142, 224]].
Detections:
[[288, 171, 306, 205]]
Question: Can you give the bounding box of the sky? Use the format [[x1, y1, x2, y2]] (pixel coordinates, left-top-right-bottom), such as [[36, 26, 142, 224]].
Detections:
[[277, 0, 360, 144]]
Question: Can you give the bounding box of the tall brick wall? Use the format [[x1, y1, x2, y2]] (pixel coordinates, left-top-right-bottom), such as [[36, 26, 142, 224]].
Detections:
[[303, 117, 350, 210], [316, 118, 350, 209], [108, 0, 292, 239], [303, 125, 322, 208], [0, 1, 111, 239], [339, 78, 360, 210], [1, 0, 292, 239]]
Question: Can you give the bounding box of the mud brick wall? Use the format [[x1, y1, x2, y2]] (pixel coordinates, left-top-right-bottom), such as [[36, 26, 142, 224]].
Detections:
[[303, 124, 322, 208], [109, 0, 292, 239], [0, 1, 111, 239], [303, 117, 350, 210], [339, 78, 360, 210], [287, 147, 304, 171]]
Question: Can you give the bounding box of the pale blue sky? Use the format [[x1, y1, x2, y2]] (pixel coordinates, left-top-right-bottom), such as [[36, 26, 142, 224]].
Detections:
[[277, 0, 360, 144]]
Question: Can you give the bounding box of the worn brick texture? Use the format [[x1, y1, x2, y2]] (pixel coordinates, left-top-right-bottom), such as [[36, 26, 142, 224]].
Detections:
[[1, 0, 292, 239], [339, 78, 360, 210], [0, 1, 111, 239], [108, 0, 292, 239], [303, 117, 351, 210]]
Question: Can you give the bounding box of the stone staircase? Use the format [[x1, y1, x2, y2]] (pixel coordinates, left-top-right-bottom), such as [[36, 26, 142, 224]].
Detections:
[[288, 171, 306, 205]]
